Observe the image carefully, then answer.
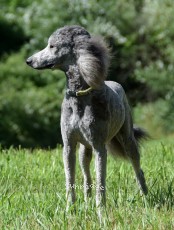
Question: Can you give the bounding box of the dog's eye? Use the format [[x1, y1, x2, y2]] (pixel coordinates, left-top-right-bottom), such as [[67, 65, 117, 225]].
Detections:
[[50, 45, 54, 49]]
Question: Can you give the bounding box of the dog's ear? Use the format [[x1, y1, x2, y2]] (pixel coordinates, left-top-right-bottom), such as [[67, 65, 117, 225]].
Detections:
[[77, 37, 111, 89]]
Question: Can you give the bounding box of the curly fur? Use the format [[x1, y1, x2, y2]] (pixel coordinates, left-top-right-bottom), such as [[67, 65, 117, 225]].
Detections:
[[77, 37, 110, 89]]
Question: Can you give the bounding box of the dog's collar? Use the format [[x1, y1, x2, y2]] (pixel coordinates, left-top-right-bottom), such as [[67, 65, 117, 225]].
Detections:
[[66, 87, 93, 97]]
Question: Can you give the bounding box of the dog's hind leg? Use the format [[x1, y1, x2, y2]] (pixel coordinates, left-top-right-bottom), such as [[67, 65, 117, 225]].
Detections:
[[117, 125, 148, 195], [63, 141, 77, 207], [93, 145, 107, 207], [79, 144, 92, 201], [125, 136, 148, 195]]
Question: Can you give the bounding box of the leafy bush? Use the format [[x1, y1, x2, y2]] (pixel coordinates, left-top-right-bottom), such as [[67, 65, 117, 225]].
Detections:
[[0, 52, 65, 148], [0, 17, 27, 56]]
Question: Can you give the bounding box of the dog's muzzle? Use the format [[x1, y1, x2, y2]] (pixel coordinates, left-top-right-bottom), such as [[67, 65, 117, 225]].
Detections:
[[26, 57, 33, 66], [26, 57, 55, 69]]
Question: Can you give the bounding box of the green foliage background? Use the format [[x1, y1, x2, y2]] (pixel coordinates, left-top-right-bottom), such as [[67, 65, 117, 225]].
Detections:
[[0, 0, 174, 147]]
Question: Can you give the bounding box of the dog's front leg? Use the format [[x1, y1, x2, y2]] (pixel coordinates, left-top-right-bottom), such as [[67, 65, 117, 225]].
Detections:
[[94, 146, 107, 207], [63, 142, 76, 208], [79, 144, 92, 202]]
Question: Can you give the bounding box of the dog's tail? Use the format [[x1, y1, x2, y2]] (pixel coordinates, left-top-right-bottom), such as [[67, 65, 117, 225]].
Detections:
[[107, 126, 149, 159], [133, 125, 149, 142]]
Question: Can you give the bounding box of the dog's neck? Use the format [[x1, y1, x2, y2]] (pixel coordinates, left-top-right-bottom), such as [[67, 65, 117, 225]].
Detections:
[[65, 64, 89, 93]]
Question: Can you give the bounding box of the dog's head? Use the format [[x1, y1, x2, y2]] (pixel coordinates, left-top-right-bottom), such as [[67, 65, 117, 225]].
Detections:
[[26, 25, 90, 70], [26, 25, 110, 89]]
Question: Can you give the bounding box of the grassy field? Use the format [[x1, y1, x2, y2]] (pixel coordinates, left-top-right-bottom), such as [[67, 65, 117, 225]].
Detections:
[[0, 138, 173, 229]]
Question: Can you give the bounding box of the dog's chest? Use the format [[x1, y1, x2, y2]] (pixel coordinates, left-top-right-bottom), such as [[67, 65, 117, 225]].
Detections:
[[68, 101, 93, 128], [62, 96, 108, 130], [61, 96, 112, 145]]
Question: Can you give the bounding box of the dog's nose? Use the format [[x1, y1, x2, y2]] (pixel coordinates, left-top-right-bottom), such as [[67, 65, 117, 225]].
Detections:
[[26, 57, 32, 66]]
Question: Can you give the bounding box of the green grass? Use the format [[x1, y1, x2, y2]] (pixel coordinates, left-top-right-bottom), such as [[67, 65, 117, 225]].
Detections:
[[0, 139, 174, 229]]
